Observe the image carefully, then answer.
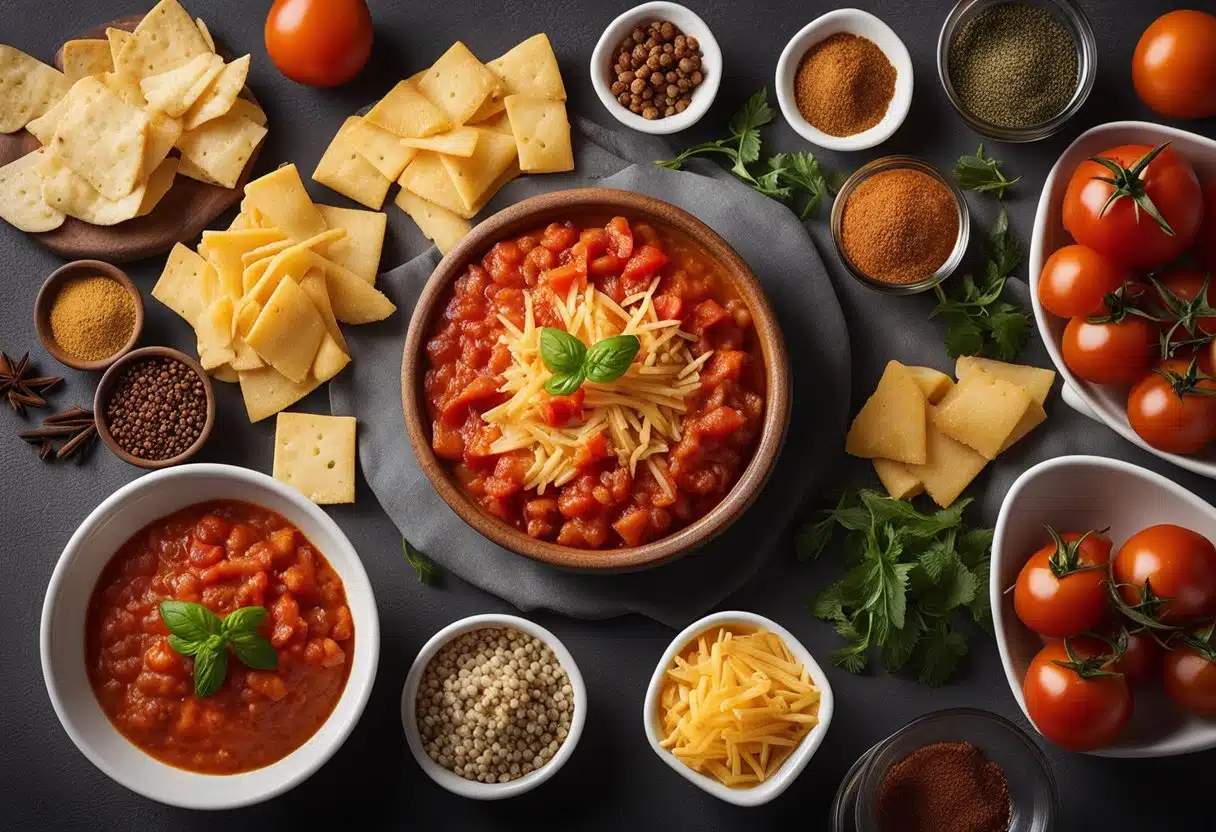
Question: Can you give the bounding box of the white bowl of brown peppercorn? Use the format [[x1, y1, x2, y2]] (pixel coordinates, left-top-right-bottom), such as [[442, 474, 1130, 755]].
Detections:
[[590, 2, 721, 134]]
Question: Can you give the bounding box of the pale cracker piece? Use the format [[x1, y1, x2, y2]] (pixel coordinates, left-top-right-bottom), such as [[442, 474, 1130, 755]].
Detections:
[[487, 34, 566, 101], [238, 365, 321, 423], [503, 95, 572, 173], [396, 151, 469, 217], [139, 52, 223, 117], [99, 69, 145, 107], [177, 155, 220, 185], [845, 360, 928, 464], [48, 75, 149, 200], [311, 117, 391, 210], [245, 276, 327, 384], [208, 363, 238, 383], [115, 0, 211, 79], [300, 268, 348, 352], [311, 334, 350, 384], [316, 204, 386, 284], [39, 152, 147, 225], [106, 28, 134, 66], [873, 458, 923, 501], [195, 18, 215, 52], [182, 54, 250, 130], [228, 97, 266, 126], [25, 95, 69, 146], [344, 116, 418, 180], [398, 125, 480, 157], [143, 111, 183, 178], [152, 243, 218, 326], [196, 295, 236, 371], [175, 111, 266, 189], [934, 368, 1034, 460], [906, 411, 989, 510], [272, 413, 357, 504], [439, 128, 519, 212], [136, 156, 179, 216], [308, 251, 397, 324], [417, 42, 499, 125], [0, 45, 71, 133], [242, 163, 327, 240], [364, 80, 450, 138], [200, 228, 288, 298], [61, 39, 114, 82], [475, 109, 513, 134], [955, 356, 1056, 407], [394, 188, 470, 255], [0, 150, 65, 232]]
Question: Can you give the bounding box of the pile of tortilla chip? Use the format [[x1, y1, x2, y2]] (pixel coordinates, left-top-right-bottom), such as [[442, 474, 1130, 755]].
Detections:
[[312, 34, 572, 254], [0, 0, 265, 232]]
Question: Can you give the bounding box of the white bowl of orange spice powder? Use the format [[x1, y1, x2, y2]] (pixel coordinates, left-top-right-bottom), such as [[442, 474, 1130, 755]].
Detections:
[[775, 9, 914, 152]]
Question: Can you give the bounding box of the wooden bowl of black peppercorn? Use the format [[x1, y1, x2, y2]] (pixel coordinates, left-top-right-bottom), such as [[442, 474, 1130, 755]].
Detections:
[[93, 346, 215, 470]]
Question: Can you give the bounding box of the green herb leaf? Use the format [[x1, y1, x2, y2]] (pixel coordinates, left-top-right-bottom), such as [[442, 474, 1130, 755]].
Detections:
[[914, 622, 968, 687], [831, 639, 871, 673], [221, 605, 267, 638], [583, 334, 641, 383], [728, 88, 773, 167], [228, 631, 278, 670], [918, 532, 959, 582], [160, 600, 223, 643], [881, 616, 925, 673], [539, 327, 586, 375], [167, 634, 205, 656], [954, 144, 1020, 199], [810, 581, 845, 620], [192, 638, 228, 698], [544, 370, 584, 396], [404, 538, 440, 586], [966, 557, 993, 629], [986, 206, 1022, 279]]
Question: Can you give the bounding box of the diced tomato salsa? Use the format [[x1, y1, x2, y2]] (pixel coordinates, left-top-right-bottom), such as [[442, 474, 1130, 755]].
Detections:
[[423, 215, 766, 550], [85, 501, 354, 774]]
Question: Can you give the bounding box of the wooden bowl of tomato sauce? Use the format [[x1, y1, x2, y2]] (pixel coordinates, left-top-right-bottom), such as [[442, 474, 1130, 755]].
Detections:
[[401, 188, 790, 571]]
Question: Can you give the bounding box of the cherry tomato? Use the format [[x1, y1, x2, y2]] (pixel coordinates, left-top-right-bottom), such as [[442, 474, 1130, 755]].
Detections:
[[1163, 640, 1216, 717], [1113, 524, 1216, 623], [1132, 10, 1216, 120], [1062, 143, 1203, 270], [265, 0, 373, 88], [1037, 245, 1129, 318], [1061, 315, 1155, 384], [1109, 630, 1160, 687], [1197, 180, 1216, 270], [1014, 529, 1113, 638], [1023, 639, 1132, 751], [1127, 359, 1216, 454], [1158, 269, 1216, 337]]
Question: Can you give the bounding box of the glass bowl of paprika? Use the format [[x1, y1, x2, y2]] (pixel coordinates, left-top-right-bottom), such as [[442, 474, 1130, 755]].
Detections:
[[829, 155, 970, 295]]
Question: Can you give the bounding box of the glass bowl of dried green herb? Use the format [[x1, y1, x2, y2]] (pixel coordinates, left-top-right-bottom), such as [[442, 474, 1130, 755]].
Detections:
[[937, 0, 1096, 143]]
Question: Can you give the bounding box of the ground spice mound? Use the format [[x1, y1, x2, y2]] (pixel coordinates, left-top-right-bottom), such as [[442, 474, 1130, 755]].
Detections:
[[876, 741, 1011, 832], [841, 168, 958, 285], [794, 32, 895, 137], [48, 275, 136, 362]]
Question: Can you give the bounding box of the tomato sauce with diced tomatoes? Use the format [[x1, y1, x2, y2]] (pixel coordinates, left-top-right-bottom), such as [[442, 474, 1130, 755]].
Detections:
[[423, 216, 766, 549], [85, 501, 354, 774]]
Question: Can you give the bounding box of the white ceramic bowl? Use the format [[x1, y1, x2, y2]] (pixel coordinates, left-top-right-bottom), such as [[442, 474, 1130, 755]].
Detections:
[[590, 2, 721, 135], [1029, 121, 1216, 481], [774, 9, 913, 152], [400, 613, 587, 800], [642, 610, 834, 806], [992, 455, 1216, 757], [39, 463, 380, 809]]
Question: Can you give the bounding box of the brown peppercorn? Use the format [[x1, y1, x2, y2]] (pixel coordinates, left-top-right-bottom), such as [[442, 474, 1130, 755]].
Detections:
[[103, 356, 208, 461], [609, 19, 707, 121]]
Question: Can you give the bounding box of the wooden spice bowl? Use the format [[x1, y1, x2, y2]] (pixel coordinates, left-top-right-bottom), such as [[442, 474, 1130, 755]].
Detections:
[[93, 346, 215, 470], [34, 260, 144, 371], [401, 188, 790, 572]]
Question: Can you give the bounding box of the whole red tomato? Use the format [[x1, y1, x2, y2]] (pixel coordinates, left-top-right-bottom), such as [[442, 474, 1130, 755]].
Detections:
[[1157, 268, 1216, 339], [1062, 143, 1203, 270], [1113, 524, 1216, 623], [265, 0, 373, 88], [1061, 314, 1155, 384], [1023, 639, 1132, 752], [1037, 245, 1129, 318], [1127, 359, 1216, 455], [1132, 10, 1216, 120], [1197, 180, 1216, 270], [1163, 634, 1216, 716], [1014, 528, 1112, 638], [1108, 629, 1160, 686]]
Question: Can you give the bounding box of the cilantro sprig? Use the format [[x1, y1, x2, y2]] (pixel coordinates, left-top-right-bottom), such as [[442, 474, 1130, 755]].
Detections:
[[954, 144, 1020, 199], [797, 490, 993, 686], [160, 601, 277, 697], [656, 89, 835, 219]]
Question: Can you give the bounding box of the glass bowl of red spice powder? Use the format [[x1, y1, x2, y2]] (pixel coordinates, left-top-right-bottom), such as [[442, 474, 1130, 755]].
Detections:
[[833, 708, 1058, 832]]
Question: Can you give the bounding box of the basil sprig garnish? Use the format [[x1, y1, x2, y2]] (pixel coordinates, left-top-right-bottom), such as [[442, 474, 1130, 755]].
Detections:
[[539, 328, 640, 395], [160, 600, 278, 697]]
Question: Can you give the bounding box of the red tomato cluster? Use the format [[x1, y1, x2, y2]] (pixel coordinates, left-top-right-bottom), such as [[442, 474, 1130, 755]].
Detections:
[[1014, 522, 1216, 751], [1040, 142, 1216, 456]]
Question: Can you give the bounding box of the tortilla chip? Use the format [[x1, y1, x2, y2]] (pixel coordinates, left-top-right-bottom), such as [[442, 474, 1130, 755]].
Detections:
[[183, 54, 250, 130], [61, 39, 114, 82], [0, 150, 65, 232], [48, 75, 149, 199], [175, 112, 266, 189], [115, 0, 211, 79], [0, 46, 71, 133]]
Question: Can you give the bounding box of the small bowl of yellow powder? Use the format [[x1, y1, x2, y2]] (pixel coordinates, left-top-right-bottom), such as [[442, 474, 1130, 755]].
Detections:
[[35, 260, 143, 371]]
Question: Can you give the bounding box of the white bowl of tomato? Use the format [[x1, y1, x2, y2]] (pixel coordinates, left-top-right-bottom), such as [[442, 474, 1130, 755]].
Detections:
[[1029, 120, 1216, 479], [992, 455, 1216, 757], [40, 463, 380, 809]]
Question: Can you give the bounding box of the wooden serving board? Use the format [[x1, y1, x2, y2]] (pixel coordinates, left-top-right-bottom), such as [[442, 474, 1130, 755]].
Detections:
[[0, 16, 264, 263]]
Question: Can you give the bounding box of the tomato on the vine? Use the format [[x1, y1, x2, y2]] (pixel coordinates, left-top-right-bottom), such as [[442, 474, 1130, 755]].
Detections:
[[1127, 359, 1216, 455], [1023, 639, 1132, 751], [1157, 269, 1216, 339], [1112, 523, 1216, 623], [1132, 10, 1216, 120], [1061, 314, 1155, 384], [265, 0, 373, 88], [1037, 245, 1129, 318], [1014, 528, 1112, 638], [1108, 629, 1160, 686], [1062, 143, 1203, 270], [1163, 630, 1216, 717]]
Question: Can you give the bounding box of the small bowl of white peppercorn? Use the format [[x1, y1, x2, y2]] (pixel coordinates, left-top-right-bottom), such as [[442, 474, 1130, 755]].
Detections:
[[401, 614, 587, 800]]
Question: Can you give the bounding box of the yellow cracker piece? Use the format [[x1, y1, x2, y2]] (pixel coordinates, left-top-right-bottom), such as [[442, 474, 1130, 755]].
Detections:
[[183, 54, 250, 130], [309, 252, 397, 324], [241, 256, 274, 295], [196, 295, 235, 370], [200, 228, 288, 298], [398, 125, 480, 157], [440, 129, 519, 212], [143, 111, 183, 179], [61, 39, 114, 82], [345, 116, 418, 180], [49, 75, 149, 200], [228, 97, 266, 126], [365, 80, 451, 138], [0, 45, 70, 133], [243, 163, 327, 240], [99, 69, 145, 107], [25, 95, 68, 146], [245, 276, 327, 384], [177, 155, 219, 185], [503, 95, 573, 173], [260, 228, 347, 287], [137, 156, 179, 216], [238, 366, 321, 423], [232, 295, 262, 337], [106, 28, 134, 65], [487, 34, 566, 101], [1000, 401, 1047, 454], [176, 111, 266, 189], [0, 150, 65, 232], [906, 411, 989, 509], [317, 204, 386, 283], [116, 0, 211, 79], [241, 237, 293, 266], [139, 52, 223, 117], [873, 458, 923, 501], [300, 269, 348, 353], [467, 160, 520, 215], [312, 117, 391, 209], [955, 356, 1056, 406], [845, 361, 928, 464], [906, 366, 954, 405], [466, 88, 506, 125], [397, 151, 468, 216], [195, 18, 215, 53], [272, 412, 356, 504], [39, 152, 146, 225], [311, 334, 350, 383], [394, 188, 470, 255], [417, 42, 500, 125], [933, 368, 1033, 460], [152, 242, 218, 326], [208, 363, 238, 383], [475, 109, 513, 134]]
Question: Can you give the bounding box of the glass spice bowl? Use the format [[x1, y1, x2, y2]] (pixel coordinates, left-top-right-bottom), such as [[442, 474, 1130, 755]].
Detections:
[[832, 708, 1059, 832], [829, 155, 970, 296], [937, 0, 1097, 143]]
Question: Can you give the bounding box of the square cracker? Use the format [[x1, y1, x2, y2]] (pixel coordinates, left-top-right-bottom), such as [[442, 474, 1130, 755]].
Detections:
[[183, 54, 251, 130], [246, 276, 327, 383], [139, 52, 223, 117], [308, 252, 396, 324], [153, 242, 219, 326], [311, 117, 391, 210], [417, 42, 499, 125], [933, 368, 1033, 460], [0, 46, 71, 134], [238, 366, 321, 423], [397, 151, 469, 217], [905, 412, 989, 509], [49, 75, 148, 200], [176, 112, 266, 189], [106, 28, 133, 65], [365, 80, 450, 138], [0, 150, 65, 232], [488, 34, 566, 101], [394, 188, 470, 255], [344, 116, 418, 180], [439, 128, 519, 213], [503, 95, 573, 173], [115, 0, 211, 79], [61, 39, 114, 82], [242, 163, 327, 240], [845, 360, 927, 464], [317, 204, 386, 284], [39, 151, 147, 225], [955, 356, 1056, 406], [272, 412, 357, 504], [398, 125, 479, 157]]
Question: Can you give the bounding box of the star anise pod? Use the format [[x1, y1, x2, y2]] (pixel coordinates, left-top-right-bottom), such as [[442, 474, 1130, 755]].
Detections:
[[0, 351, 62, 415], [18, 406, 96, 462]]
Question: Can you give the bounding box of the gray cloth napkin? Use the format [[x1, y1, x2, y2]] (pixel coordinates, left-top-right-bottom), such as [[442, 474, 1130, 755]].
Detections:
[[329, 119, 851, 627]]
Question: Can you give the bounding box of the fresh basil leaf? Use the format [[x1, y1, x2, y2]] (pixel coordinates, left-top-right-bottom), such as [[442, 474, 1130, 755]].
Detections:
[[544, 370, 584, 396], [583, 334, 640, 383], [539, 327, 586, 375], [167, 634, 204, 656], [229, 632, 278, 670], [192, 638, 228, 697], [160, 600, 222, 643], [222, 606, 267, 639], [403, 539, 441, 586]]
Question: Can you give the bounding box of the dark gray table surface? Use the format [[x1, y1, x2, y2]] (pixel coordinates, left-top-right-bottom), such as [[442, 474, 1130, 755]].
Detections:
[[3, 0, 1212, 828]]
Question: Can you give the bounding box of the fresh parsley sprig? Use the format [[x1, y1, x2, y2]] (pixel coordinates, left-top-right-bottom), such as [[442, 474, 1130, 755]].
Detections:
[[954, 144, 1020, 199], [404, 539, 440, 586], [160, 601, 277, 697], [539, 328, 640, 395], [656, 89, 835, 220], [797, 490, 993, 686]]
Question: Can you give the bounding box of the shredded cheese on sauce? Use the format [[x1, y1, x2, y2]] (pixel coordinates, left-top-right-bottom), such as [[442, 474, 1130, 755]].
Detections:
[[480, 277, 707, 496]]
